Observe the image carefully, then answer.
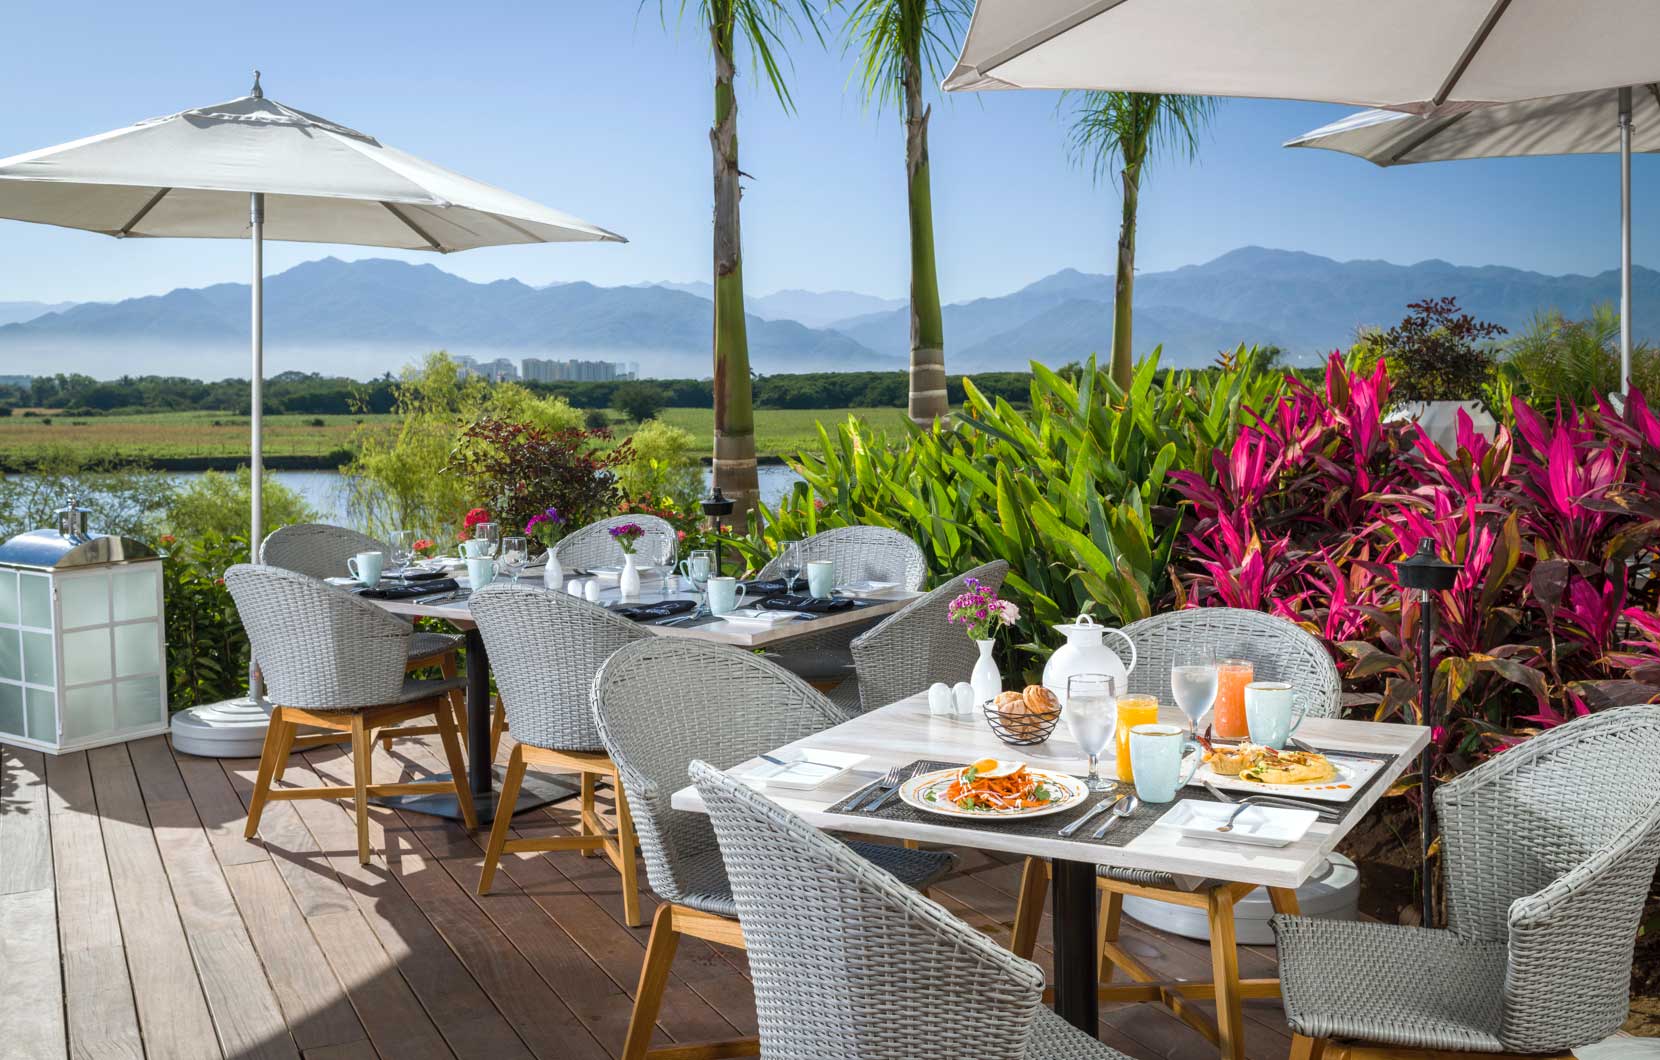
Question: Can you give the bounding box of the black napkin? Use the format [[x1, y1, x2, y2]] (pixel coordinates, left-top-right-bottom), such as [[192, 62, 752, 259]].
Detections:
[[740, 578, 792, 596], [355, 578, 460, 600], [610, 598, 697, 622], [759, 594, 855, 614], [389, 566, 448, 582]]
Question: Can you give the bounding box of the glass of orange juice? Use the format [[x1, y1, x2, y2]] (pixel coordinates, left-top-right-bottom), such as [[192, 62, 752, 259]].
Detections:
[[1213, 659, 1255, 740], [1113, 695, 1160, 782]]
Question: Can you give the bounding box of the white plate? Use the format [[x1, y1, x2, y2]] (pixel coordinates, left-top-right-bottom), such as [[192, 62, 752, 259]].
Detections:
[[1156, 800, 1319, 847], [899, 766, 1089, 820], [1192, 751, 1382, 804], [839, 579, 901, 596], [717, 608, 803, 629], [733, 749, 866, 790]]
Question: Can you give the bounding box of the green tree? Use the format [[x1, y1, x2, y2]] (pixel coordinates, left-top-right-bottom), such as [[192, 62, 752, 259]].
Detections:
[[841, 0, 969, 425], [612, 381, 670, 422], [662, 0, 822, 527], [1068, 92, 1215, 388]]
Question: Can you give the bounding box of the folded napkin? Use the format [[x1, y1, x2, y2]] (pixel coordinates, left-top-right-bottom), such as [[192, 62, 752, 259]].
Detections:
[[609, 598, 697, 622], [739, 578, 792, 596], [759, 594, 855, 614], [355, 578, 460, 600], [389, 566, 448, 581]]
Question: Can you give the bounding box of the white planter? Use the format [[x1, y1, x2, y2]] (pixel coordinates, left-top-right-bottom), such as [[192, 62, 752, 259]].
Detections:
[[542, 554, 565, 591], [970, 639, 1002, 704], [618, 553, 642, 601], [1393, 399, 1495, 452]]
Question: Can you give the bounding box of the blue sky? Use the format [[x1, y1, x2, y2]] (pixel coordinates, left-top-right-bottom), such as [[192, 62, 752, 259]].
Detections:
[[0, 1, 1652, 305]]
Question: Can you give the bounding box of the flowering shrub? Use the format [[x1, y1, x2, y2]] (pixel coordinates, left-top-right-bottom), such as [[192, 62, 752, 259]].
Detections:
[[444, 416, 629, 540], [948, 577, 1019, 641]]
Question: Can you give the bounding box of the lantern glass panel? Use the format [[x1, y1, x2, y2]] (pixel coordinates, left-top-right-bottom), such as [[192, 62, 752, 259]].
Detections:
[[22, 630, 54, 686], [19, 573, 50, 628], [59, 573, 109, 628], [25, 687, 54, 741], [0, 683, 21, 737], [63, 683, 113, 741], [62, 627, 111, 686], [0, 631, 18, 683], [0, 570, 15, 625], [116, 678, 164, 728], [114, 622, 160, 678], [113, 567, 157, 622]]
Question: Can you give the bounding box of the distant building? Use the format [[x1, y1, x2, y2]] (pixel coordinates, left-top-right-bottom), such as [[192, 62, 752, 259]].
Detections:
[[522, 357, 635, 382], [452, 355, 518, 382]]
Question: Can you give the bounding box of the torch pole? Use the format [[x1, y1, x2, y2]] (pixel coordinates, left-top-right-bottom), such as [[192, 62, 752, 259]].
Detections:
[[1418, 586, 1437, 926]]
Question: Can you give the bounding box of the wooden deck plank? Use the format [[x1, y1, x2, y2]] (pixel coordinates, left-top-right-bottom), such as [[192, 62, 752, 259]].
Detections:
[[0, 887, 68, 1059], [86, 743, 222, 1060], [44, 751, 144, 1060], [123, 737, 299, 1060], [1, 745, 53, 893]]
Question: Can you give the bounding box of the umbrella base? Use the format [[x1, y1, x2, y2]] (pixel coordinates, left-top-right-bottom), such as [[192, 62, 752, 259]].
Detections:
[[170, 696, 274, 758]]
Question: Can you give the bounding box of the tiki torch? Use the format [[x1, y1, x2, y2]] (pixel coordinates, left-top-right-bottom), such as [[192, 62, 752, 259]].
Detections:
[[1396, 538, 1459, 927], [700, 487, 735, 574]]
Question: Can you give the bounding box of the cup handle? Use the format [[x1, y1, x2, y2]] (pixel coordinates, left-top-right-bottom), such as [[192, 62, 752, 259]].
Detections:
[[1288, 690, 1308, 735], [347, 557, 360, 579], [735, 584, 747, 605], [1177, 739, 1205, 789]]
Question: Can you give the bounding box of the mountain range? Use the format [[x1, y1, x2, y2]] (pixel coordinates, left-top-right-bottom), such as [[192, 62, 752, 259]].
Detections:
[[0, 247, 1653, 378]]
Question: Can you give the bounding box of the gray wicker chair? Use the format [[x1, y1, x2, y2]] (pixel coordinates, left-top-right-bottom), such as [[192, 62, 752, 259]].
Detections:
[[691, 759, 1133, 1060], [840, 559, 1011, 713], [468, 583, 651, 923], [554, 514, 677, 572], [262, 522, 466, 748], [224, 564, 476, 864], [1274, 704, 1660, 1059], [591, 638, 957, 1060], [757, 526, 931, 685], [1009, 607, 1342, 1060]]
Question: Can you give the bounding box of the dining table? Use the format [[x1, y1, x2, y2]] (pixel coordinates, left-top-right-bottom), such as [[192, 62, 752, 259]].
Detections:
[[361, 567, 923, 823], [670, 693, 1429, 1046]]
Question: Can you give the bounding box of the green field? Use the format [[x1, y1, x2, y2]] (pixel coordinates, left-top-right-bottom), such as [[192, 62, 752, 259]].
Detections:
[[0, 406, 912, 466]]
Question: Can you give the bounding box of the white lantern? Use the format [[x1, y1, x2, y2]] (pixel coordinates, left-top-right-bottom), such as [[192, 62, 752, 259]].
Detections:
[[0, 499, 168, 754]]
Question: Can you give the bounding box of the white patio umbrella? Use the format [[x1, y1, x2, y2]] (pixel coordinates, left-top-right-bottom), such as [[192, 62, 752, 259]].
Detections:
[[0, 74, 623, 755], [1287, 87, 1656, 393], [943, 1, 1660, 114]]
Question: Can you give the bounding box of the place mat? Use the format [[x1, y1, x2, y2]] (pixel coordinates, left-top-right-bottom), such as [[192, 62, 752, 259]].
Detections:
[[609, 598, 697, 622], [760, 594, 855, 614], [355, 578, 460, 600]]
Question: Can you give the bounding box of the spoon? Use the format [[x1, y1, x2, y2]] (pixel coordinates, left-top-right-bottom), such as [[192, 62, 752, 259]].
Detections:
[[1091, 793, 1140, 838], [1216, 801, 1255, 833]]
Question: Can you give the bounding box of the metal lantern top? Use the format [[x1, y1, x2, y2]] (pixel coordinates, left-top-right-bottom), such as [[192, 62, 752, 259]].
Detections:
[[700, 488, 736, 520], [1396, 539, 1459, 592], [0, 497, 158, 571]]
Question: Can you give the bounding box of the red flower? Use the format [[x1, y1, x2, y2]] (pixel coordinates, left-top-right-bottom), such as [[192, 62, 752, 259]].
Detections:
[[676, 530, 687, 541], [159, 533, 177, 546], [463, 507, 491, 529]]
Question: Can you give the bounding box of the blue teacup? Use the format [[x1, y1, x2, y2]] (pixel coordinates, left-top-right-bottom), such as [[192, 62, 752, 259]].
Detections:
[[1128, 724, 1204, 803], [1245, 681, 1304, 750], [806, 560, 835, 600], [346, 550, 384, 588], [707, 576, 748, 615]]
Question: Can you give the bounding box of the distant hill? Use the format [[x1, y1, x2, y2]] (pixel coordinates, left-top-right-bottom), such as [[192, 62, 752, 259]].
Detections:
[[627, 281, 903, 327], [0, 300, 77, 327]]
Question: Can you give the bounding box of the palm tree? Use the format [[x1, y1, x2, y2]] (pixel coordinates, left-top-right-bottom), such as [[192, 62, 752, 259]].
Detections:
[[1069, 92, 1215, 389], [664, 0, 821, 524], [841, 0, 970, 425]]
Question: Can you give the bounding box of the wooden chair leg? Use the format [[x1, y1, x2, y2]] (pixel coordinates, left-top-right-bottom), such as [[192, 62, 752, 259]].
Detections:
[[433, 695, 479, 831], [1097, 888, 1123, 983], [622, 905, 681, 1060], [613, 772, 643, 929], [1009, 856, 1048, 958], [1289, 1035, 1327, 1060], [579, 771, 599, 857], [489, 695, 507, 762], [478, 746, 527, 895], [1268, 885, 1301, 916], [1207, 886, 1246, 1060], [439, 650, 464, 745], [244, 706, 296, 840], [350, 714, 372, 864]]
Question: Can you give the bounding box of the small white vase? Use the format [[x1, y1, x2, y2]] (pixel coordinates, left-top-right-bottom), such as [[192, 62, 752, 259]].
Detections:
[[619, 553, 642, 601], [542, 553, 565, 591], [970, 639, 1002, 706]]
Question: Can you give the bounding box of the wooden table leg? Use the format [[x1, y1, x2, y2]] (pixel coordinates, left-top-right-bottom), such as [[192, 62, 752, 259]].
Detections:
[[1207, 885, 1246, 1060], [1051, 858, 1099, 1036]]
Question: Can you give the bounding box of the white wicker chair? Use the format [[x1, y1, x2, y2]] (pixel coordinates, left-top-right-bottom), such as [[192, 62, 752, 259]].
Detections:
[[554, 514, 677, 572]]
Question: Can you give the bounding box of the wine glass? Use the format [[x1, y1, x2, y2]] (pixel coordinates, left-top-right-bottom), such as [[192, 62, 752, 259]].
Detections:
[[389, 529, 414, 574], [684, 548, 715, 613], [779, 539, 804, 591], [473, 522, 501, 558], [652, 529, 678, 574], [1065, 673, 1118, 792], [1170, 647, 1219, 738], [498, 536, 529, 580]]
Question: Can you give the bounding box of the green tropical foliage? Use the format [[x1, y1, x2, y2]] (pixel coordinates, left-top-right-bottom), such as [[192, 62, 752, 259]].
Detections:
[[1505, 301, 1660, 406]]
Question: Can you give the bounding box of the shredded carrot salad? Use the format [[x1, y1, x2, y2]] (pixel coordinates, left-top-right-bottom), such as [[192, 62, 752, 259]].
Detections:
[[942, 762, 1054, 811]]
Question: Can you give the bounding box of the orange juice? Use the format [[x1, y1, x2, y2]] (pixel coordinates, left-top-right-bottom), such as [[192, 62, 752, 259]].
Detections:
[[1113, 695, 1161, 782], [1214, 659, 1255, 739]]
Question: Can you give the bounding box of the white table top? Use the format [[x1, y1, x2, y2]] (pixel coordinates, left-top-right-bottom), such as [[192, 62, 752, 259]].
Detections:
[[367, 575, 920, 648], [671, 695, 1429, 890]]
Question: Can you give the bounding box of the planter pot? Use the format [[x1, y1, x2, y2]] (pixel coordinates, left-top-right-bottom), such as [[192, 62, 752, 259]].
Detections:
[[1392, 399, 1495, 452]]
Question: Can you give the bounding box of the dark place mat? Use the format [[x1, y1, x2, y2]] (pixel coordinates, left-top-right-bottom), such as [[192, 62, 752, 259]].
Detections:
[[356, 578, 460, 600], [760, 594, 856, 614], [828, 748, 1397, 849], [609, 598, 697, 622]]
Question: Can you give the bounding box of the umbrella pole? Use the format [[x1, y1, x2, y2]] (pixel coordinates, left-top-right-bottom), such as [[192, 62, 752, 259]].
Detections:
[[248, 191, 265, 702], [1621, 87, 1634, 396]]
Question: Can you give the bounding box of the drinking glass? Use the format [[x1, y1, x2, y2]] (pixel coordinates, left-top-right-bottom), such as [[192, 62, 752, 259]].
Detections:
[[1213, 659, 1255, 740], [1113, 695, 1161, 783], [389, 529, 415, 572], [683, 548, 715, 612], [498, 536, 529, 580], [473, 521, 500, 558], [652, 530, 678, 573], [1170, 648, 1219, 737], [1065, 673, 1118, 792], [779, 539, 804, 591]]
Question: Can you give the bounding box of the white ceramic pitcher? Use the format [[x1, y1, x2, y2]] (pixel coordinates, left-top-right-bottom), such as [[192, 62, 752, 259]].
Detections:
[[1041, 613, 1138, 706]]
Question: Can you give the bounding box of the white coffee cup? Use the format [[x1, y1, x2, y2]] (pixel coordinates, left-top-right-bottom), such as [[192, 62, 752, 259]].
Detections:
[[707, 576, 747, 615], [1244, 681, 1304, 750], [346, 550, 384, 588], [806, 559, 836, 600], [465, 556, 495, 589]]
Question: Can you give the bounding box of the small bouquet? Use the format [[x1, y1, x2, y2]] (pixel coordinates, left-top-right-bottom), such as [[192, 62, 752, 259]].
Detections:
[[948, 578, 1019, 641], [524, 506, 567, 550], [410, 537, 436, 558], [459, 507, 492, 542], [609, 522, 646, 555]]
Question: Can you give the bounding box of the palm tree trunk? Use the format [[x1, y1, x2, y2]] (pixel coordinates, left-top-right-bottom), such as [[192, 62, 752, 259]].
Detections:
[[709, 16, 759, 528], [903, 45, 947, 426], [1110, 160, 1140, 389]]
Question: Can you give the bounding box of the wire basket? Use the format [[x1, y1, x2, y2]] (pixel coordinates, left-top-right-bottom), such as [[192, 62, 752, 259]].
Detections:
[[981, 698, 1062, 746]]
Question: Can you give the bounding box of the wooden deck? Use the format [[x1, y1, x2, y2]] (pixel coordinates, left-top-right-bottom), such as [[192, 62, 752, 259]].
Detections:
[[0, 733, 1300, 1060]]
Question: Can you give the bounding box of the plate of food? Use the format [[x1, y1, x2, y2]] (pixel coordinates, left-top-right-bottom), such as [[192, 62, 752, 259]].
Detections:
[[1193, 741, 1382, 803], [900, 759, 1089, 819]]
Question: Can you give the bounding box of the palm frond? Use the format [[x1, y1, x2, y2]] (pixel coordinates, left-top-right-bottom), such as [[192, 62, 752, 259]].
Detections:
[[1066, 91, 1218, 186], [837, 0, 973, 112], [654, 0, 827, 112]]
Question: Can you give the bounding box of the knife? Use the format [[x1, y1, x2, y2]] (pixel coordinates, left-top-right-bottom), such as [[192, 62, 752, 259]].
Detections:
[[1058, 796, 1119, 838]]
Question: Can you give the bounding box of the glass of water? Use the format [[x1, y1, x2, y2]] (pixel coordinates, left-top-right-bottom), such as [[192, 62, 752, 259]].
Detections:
[[1170, 649, 1220, 737], [497, 536, 529, 580], [389, 529, 415, 573], [1065, 673, 1119, 792], [474, 521, 500, 558], [779, 539, 804, 591]]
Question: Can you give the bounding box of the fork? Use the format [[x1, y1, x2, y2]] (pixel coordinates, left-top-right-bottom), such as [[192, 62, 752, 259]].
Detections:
[[869, 762, 924, 811], [857, 765, 904, 811]]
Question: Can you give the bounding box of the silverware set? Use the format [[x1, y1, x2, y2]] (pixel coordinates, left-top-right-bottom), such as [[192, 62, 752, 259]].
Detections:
[[1058, 792, 1142, 838]]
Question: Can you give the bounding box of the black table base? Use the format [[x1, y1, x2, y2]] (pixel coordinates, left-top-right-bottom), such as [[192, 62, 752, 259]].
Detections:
[[370, 764, 576, 822], [1052, 858, 1100, 1035]]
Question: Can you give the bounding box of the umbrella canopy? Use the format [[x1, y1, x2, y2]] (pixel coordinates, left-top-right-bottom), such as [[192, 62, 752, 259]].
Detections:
[[943, 1, 1660, 113], [0, 87, 624, 248]]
